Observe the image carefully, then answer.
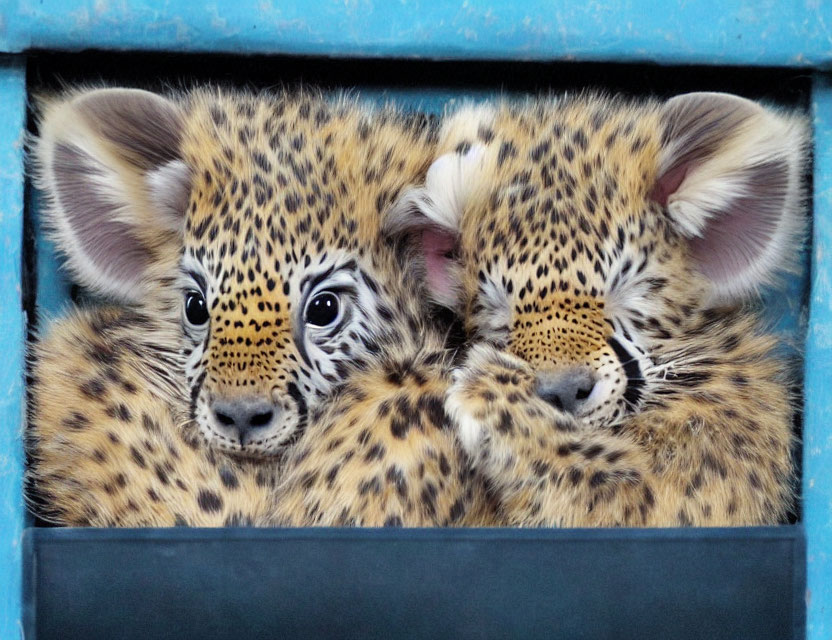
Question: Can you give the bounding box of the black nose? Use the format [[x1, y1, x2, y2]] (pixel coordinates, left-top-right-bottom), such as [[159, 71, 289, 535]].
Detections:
[[536, 368, 597, 414], [211, 397, 279, 440]]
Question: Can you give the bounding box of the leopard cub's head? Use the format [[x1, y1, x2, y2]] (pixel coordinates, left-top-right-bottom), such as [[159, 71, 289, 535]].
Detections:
[[35, 87, 437, 457], [392, 93, 808, 429]]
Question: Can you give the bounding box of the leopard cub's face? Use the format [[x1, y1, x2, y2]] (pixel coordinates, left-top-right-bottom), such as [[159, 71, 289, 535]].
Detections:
[[450, 138, 680, 431], [180, 241, 381, 457], [395, 93, 806, 430], [176, 93, 437, 457], [37, 87, 437, 458]]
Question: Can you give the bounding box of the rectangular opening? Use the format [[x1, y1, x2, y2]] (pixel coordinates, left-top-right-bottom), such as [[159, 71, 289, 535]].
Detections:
[[22, 50, 811, 639]]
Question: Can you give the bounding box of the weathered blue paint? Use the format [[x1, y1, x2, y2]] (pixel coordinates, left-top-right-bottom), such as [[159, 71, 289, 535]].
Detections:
[[762, 248, 809, 359], [30, 188, 73, 320], [1, 0, 830, 67], [3, 1, 827, 632], [0, 57, 27, 640], [805, 72, 832, 640]]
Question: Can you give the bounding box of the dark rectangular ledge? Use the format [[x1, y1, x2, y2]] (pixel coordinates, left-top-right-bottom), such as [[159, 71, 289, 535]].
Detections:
[[24, 525, 805, 639]]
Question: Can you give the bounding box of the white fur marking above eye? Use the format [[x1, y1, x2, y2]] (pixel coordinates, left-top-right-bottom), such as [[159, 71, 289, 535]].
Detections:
[[474, 276, 512, 343]]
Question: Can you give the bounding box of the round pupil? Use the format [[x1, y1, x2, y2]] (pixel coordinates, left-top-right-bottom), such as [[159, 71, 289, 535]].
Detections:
[[185, 291, 209, 325], [306, 292, 339, 327]]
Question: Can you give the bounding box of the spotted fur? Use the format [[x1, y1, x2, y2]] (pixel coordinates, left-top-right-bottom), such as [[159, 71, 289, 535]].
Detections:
[[27, 307, 279, 526], [398, 93, 807, 526], [27, 87, 484, 527], [269, 348, 488, 527]]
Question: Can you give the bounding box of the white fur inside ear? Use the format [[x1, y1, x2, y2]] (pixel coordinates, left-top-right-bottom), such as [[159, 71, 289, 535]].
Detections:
[[33, 88, 186, 302], [147, 160, 191, 233], [657, 94, 808, 303], [37, 130, 150, 300], [666, 173, 747, 238], [384, 145, 487, 309]]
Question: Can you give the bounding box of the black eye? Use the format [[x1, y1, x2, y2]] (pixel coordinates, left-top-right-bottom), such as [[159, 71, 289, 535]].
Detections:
[[185, 290, 209, 325], [305, 292, 340, 327]]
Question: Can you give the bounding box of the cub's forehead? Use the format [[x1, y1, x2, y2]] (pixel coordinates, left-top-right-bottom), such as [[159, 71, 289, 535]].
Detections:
[[177, 90, 436, 253], [455, 96, 667, 258]]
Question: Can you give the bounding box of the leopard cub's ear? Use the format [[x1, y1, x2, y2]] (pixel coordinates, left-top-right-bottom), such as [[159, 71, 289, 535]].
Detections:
[[385, 144, 486, 309], [653, 92, 809, 304], [34, 88, 191, 303]]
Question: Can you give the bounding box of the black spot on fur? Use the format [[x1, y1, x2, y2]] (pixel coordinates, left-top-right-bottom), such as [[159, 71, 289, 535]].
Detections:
[[197, 489, 224, 513], [130, 446, 146, 469], [62, 412, 90, 430], [384, 515, 403, 527], [448, 498, 466, 522], [496, 409, 513, 434], [219, 466, 239, 490], [80, 378, 107, 400], [105, 403, 132, 422]]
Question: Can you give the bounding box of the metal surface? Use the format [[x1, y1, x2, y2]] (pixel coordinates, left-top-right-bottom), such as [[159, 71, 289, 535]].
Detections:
[[0, 1, 829, 636], [0, 57, 27, 640], [0, 0, 830, 67], [805, 72, 832, 640]]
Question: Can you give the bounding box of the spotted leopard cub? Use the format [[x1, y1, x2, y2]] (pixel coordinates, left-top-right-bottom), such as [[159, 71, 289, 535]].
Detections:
[[397, 92, 807, 526], [27, 87, 474, 527]]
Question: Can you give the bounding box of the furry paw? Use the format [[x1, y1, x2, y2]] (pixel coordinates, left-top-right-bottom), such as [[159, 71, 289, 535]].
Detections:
[[446, 344, 577, 462]]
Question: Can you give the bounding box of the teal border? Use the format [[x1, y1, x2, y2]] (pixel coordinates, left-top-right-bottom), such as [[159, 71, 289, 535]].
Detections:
[[0, 1, 830, 67], [0, 57, 27, 640]]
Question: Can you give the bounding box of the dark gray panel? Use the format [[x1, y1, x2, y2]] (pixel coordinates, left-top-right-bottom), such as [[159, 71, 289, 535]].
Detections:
[[24, 526, 805, 640]]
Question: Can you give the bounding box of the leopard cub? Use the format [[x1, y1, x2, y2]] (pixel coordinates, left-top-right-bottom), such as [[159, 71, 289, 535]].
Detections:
[[394, 92, 807, 526], [27, 87, 481, 527]]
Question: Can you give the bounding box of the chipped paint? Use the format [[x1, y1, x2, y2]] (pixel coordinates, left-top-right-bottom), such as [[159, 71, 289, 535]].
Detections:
[[805, 72, 832, 640], [0, 0, 829, 65], [0, 59, 26, 640], [0, 0, 829, 635]]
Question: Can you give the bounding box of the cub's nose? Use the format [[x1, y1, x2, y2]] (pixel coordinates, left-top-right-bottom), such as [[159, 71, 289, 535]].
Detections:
[[211, 396, 280, 442], [536, 367, 597, 414]]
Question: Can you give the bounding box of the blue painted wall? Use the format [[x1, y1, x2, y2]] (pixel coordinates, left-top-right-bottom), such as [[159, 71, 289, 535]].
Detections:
[[0, 0, 830, 67], [1, 0, 829, 636], [30, 188, 73, 322], [0, 58, 27, 640], [805, 73, 832, 640]]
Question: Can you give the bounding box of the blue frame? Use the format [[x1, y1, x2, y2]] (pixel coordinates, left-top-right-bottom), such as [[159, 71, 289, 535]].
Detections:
[[805, 73, 832, 640], [1, 0, 830, 67], [0, 57, 26, 640], [1, 1, 830, 637]]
